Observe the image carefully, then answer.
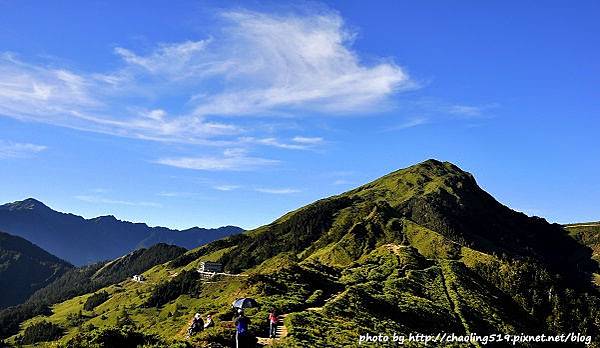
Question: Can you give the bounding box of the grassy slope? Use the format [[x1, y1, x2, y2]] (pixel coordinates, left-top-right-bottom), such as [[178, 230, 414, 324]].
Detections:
[[9, 222, 540, 347], [10, 160, 600, 347]]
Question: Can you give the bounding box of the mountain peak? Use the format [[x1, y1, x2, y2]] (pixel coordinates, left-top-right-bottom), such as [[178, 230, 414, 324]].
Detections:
[[1, 198, 51, 211], [92, 215, 119, 222], [400, 159, 469, 178]]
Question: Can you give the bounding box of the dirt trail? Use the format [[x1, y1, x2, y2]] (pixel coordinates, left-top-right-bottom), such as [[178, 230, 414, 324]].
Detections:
[[257, 314, 289, 346], [438, 261, 479, 348]]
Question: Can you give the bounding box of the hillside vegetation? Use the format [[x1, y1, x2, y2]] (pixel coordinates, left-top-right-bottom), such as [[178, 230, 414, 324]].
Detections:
[[0, 243, 186, 340], [4, 160, 599, 347], [0, 231, 72, 309], [565, 222, 600, 262]]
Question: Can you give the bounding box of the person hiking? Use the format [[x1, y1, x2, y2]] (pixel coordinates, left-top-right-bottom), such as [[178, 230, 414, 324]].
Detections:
[[186, 313, 204, 338], [204, 314, 214, 329], [268, 308, 278, 338], [235, 311, 251, 348]]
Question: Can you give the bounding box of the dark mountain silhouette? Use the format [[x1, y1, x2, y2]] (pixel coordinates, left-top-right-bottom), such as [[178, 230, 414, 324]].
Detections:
[[0, 231, 72, 309], [0, 198, 243, 265]]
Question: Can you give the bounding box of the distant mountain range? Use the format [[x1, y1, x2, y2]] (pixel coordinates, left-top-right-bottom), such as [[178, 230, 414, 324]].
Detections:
[[0, 231, 72, 308], [0, 198, 243, 265]]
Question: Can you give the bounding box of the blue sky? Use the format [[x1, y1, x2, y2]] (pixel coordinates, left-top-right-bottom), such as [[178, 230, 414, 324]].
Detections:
[[0, 0, 598, 229]]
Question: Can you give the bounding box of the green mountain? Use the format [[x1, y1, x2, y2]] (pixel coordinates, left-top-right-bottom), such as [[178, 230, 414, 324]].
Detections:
[[0, 198, 243, 265], [0, 231, 72, 309], [0, 243, 186, 341], [4, 160, 600, 347]]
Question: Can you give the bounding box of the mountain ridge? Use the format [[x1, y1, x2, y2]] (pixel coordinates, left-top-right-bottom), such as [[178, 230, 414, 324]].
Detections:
[[0, 231, 72, 309], [0, 198, 243, 265]]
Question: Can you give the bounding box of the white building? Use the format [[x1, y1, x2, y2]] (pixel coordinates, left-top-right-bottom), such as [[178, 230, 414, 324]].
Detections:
[[198, 261, 223, 273], [132, 274, 145, 282]]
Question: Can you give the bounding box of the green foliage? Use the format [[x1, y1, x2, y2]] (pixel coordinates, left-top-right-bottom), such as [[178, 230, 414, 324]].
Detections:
[[0, 243, 184, 340], [116, 310, 136, 327], [83, 291, 110, 311], [62, 326, 180, 348], [0, 231, 72, 309], [219, 195, 354, 272], [144, 270, 201, 308], [0, 302, 52, 341], [19, 320, 63, 344], [168, 234, 247, 268], [190, 326, 234, 347], [565, 222, 600, 263], [66, 310, 85, 327]]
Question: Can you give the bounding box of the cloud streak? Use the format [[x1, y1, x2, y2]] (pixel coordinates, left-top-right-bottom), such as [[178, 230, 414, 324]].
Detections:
[[213, 185, 241, 191], [240, 136, 325, 150], [0, 140, 47, 159], [154, 149, 279, 171]]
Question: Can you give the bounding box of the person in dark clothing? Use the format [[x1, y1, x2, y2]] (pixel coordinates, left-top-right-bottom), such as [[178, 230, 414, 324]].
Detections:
[[268, 308, 278, 338], [187, 313, 204, 338], [235, 312, 251, 348]]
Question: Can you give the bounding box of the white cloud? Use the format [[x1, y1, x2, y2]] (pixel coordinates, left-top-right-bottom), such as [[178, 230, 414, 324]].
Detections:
[[292, 136, 323, 145], [114, 40, 212, 77], [448, 105, 483, 117], [447, 103, 498, 118], [386, 116, 429, 131], [0, 140, 47, 158], [75, 195, 161, 207], [154, 149, 279, 171], [0, 54, 240, 144], [240, 136, 324, 150], [213, 185, 241, 191], [188, 10, 413, 117], [255, 187, 300, 194], [0, 8, 412, 145]]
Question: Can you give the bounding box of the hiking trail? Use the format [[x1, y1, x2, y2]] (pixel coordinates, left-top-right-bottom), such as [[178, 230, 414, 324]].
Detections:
[[256, 314, 288, 346]]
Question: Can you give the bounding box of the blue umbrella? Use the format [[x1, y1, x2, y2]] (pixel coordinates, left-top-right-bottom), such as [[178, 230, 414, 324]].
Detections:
[[232, 298, 258, 309]]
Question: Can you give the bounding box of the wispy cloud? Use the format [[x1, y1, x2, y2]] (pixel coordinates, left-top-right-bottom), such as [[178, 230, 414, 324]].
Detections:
[[0, 140, 47, 158], [255, 187, 300, 194], [292, 136, 323, 145], [188, 10, 413, 117], [241, 136, 324, 150], [447, 103, 499, 118], [385, 116, 429, 131], [75, 195, 161, 207], [154, 148, 279, 171], [213, 185, 241, 191], [0, 8, 412, 146]]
